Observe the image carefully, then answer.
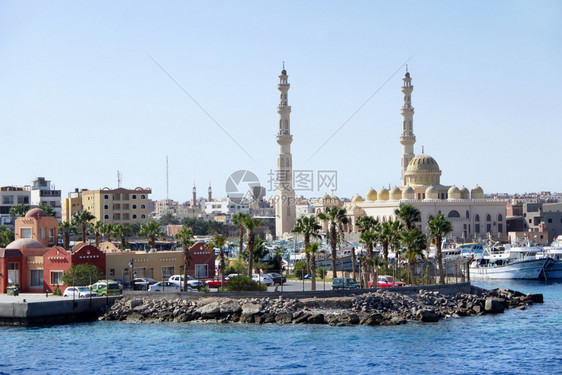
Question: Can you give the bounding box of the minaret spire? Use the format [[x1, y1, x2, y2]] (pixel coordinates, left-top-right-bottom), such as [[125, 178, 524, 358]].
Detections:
[[400, 70, 416, 186], [275, 66, 296, 238]]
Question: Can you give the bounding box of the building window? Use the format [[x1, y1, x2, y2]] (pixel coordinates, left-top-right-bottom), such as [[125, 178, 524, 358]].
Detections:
[[548, 218, 553, 223], [487, 224, 492, 233], [2, 196, 14, 204], [141, 205, 146, 209], [30, 269, 43, 287], [21, 228, 32, 239], [104, 195, 109, 199], [466, 210, 470, 219], [104, 205, 109, 209], [109, 269, 115, 277], [161, 266, 174, 279], [51, 271, 63, 285], [486, 214, 491, 222], [104, 215, 109, 219], [132, 214, 137, 219], [498, 223, 503, 233], [132, 205, 137, 209], [475, 224, 480, 233], [195, 264, 208, 278], [40, 228, 46, 239], [447, 210, 460, 218], [141, 195, 146, 199]]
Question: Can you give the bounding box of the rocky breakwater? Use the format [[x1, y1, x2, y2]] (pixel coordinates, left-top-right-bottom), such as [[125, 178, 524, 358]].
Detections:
[[101, 288, 543, 326]]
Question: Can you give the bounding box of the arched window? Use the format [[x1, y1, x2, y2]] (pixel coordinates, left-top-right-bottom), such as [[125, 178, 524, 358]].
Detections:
[[104, 195, 109, 199], [466, 210, 470, 219], [104, 205, 109, 209], [141, 195, 145, 199], [104, 215, 109, 219], [132, 195, 137, 199], [141, 214, 146, 219], [486, 214, 491, 222], [448, 210, 460, 218], [475, 215, 480, 222], [498, 214, 503, 221], [141, 204, 146, 209], [498, 214, 503, 233], [132, 214, 137, 219], [132, 205, 137, 209]]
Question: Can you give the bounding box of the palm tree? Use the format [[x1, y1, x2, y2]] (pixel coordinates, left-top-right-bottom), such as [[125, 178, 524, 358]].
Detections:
[[395, 203, 421, 230], [208, 233, 227, 287], [318, 206, 348, 279], [91, 221, 104, 248], [102, 223, 116, 243], [9, 204, 29, 218], [376, 221, 393, 262], [273, 247, 284, 275], [292, 215, 322, 276], [59, 221, 75, 250], [114, 224, 132, 248], [359, 229, 377, 283], [139, 221, 162, 249], [175, 227, 195, 292], [242, 215, 261, 278], [400, 227, 427, 286], [306, 242, 321, 290], [427, 214, 453, 284], [388, 220, 404, 276], [232, 212, 249, 259], [72, 210, 95, 243], [39, 205, 56, 217]]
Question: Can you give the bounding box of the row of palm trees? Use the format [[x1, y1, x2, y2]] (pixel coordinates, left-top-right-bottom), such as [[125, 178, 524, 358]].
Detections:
[[58, 211, 170, 251], [292, 203, 453, 289]]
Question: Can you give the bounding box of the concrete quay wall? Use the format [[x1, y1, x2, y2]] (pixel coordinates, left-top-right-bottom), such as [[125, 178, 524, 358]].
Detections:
[[0, 297, 120, 325]]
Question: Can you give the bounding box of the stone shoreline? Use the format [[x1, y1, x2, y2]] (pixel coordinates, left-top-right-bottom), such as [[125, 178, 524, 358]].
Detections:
[[101, 287, 544, 326]]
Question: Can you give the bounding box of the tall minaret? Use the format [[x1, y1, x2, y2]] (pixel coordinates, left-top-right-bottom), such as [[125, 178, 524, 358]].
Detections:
[[275, 66, 296, 238], [400, 69, 416, 185], [208, 182, 212, 202], [192, 183, 197, 206]]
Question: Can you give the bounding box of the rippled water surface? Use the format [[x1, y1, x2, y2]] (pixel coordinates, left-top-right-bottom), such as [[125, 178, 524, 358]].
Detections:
[[1, 280, 561, 375]]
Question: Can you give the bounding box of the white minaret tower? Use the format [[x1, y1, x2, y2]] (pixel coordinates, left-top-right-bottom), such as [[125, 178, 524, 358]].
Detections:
[[275, 65, 296, 238], [400, 69, 416, 185]]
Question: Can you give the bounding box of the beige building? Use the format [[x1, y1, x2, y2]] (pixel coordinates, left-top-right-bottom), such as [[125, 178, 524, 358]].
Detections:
[[106, 250, 185, 282], [62, 187, 152, 225]]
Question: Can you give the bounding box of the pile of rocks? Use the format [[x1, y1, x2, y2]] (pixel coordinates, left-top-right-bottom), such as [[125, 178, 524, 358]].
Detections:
[[101, 288, 543, 326]]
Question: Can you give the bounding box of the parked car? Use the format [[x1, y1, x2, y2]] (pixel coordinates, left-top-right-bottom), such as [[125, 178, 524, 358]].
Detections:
[[114, 278, 130, 290], [371, 275, 405, 288], [63, 286, 98, 298], [332, 278, 361, 290], [169, 275, 204, 289], [225, 273, 243, 281], [205, 277, 227, 288], [252, 274, 273, 286], [148, 281, 185, 292], [90, 280, 121, 296], [133, 278, 158, 291], [266, 273, 286, 285]]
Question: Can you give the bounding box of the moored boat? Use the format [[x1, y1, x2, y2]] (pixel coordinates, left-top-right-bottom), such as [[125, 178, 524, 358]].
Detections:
[[469, 245, 549, 280]]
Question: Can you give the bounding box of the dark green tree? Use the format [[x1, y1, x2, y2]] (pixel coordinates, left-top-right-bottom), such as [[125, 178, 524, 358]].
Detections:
[[9, 204, 29, 218], [318, 206, 348, 278], [0, 226, 15, 247], [427, 214, 453, 284], [72, 210, 96, 243], [61, 264, 103, 286]]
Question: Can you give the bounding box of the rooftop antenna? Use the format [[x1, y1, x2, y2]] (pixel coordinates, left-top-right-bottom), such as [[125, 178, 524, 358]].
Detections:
[[117, 170, 122, 188], [422, 145, 424, 154], [166, 155, 169, 201], [406, 64, 408, 72]]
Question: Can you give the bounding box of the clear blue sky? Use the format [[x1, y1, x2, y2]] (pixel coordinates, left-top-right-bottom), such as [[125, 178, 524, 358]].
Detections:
[[1, 1, 560, 201]]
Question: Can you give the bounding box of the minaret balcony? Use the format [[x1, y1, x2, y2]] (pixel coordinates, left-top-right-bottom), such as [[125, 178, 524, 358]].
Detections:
[[276, 134, 293, 143], [277, 105, 291, 111], [400, 135, 416, 144]]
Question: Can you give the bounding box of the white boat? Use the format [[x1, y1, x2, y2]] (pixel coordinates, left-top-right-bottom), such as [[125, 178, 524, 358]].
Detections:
[[469, 245, 549, 280], [539, 246, 562, 279]]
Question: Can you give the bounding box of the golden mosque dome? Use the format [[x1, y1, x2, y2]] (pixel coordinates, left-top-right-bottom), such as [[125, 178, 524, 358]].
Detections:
[[366, 188, 377, 201], [448, 185, 460, 194], [351, 194, 364, 203], [402, 185, 415, 199], [471, 184, 484, 199], [331, 195, 342, 206], [404, 153, 442, 186], [389, 186, 402, 200], [377, 187, 389, 200], [459, 186, 470, 199]]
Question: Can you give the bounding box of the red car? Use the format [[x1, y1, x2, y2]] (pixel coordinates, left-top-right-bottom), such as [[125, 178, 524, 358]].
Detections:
[[369, 275, 406, 288], [205, 277, 227, 288]]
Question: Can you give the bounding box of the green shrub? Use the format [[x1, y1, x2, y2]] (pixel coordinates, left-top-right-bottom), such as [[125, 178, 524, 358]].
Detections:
[[293, 260, 307, 279], [317, 267, 327, 279], [53, 287, 62, 296], [225, 259, 248, 275], [223, 276, 267, 292]]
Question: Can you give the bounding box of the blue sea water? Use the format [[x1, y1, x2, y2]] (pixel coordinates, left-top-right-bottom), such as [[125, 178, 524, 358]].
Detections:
[[1, 280, 561, 375]]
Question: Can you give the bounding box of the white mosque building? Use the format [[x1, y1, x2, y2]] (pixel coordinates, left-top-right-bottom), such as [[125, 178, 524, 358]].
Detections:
[[315, 70, 507, 242]]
